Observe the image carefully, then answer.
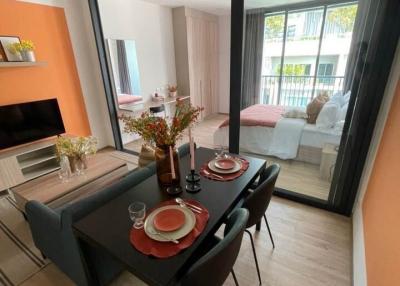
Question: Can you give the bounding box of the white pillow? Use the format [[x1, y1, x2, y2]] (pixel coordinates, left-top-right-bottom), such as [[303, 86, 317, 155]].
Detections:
[[316, 102, 340, 129], [343, 91, 351, 105], [283, 108, 308, 119], [329, 92, 345, 106], [339, 103, 349, 121]]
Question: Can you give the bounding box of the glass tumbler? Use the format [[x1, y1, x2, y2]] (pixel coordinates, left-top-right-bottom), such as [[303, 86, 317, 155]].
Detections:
[[128, 202, 146, 229]]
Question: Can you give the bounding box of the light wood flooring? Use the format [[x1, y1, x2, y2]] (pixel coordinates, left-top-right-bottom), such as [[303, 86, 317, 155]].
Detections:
[[18, 197, 352, 286], [124, 114, 332, 200]]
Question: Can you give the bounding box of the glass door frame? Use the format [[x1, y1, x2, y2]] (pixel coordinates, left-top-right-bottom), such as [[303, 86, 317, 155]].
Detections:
[[230, 0, 400, 215]]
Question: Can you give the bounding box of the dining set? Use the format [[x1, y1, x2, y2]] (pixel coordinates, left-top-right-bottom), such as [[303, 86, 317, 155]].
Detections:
[[73, 146, 280, 286]]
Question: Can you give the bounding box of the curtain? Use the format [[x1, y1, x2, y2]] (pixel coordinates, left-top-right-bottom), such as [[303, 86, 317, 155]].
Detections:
[[241, 10, 265, 109], [116, 40, 132, 95], [343, 0, 371, 92]]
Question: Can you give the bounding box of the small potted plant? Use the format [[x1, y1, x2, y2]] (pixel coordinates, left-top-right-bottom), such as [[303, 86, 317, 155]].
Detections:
[[56, 136, 98, 174], [168, 84, 178, 97], [13, 40, 36, 62]]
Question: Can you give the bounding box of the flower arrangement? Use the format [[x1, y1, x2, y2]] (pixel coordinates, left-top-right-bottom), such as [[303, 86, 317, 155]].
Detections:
[[55, 136, 98, 159], [121, 100, 202, 147], [8, 40, 35, 54]]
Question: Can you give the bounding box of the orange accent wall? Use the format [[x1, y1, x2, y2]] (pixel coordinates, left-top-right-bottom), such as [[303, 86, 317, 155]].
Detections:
[[0, 0, 91, 137], [363, 80, 400, 286]]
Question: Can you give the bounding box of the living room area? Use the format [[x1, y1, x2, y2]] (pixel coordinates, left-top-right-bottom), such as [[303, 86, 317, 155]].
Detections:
[[0, 0, 399, 286]]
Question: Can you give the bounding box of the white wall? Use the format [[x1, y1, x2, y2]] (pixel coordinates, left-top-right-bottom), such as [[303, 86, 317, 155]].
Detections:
[[98, 0, 177, 102], [218, 15, 231, 114], [18, 0, 115, 148], [352, 41, 400, 286]]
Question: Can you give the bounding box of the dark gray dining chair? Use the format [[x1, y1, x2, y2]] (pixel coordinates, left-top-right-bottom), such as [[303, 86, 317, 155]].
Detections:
[[238, 164, 280, 285], [180, 208, 249, 286]]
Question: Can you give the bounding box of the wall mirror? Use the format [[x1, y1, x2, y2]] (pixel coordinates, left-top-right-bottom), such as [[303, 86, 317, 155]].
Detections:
[[106, 39, 143, 111]]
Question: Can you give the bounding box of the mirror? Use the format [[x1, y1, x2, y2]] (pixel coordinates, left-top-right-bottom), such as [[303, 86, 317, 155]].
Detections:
[[106, 39, 143, 110]]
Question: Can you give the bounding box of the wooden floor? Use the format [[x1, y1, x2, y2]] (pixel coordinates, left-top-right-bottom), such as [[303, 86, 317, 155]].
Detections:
[[19, 197, 352, 286], [125, 114, 331, 200]]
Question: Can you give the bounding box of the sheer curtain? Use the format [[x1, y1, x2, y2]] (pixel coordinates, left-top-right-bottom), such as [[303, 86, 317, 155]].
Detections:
[[116, 40, 132, 95], [241, 10, 265, 109], [343, 0, 372, 92]]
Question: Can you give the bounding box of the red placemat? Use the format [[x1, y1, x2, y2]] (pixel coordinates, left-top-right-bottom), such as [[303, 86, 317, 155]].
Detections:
[[200, 157, 249, 181], [130, 199, 209, 258]]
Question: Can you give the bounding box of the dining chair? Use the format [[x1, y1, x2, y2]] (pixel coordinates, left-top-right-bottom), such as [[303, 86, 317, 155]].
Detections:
[[180, 208, 249, 286], [239, 164, 280, 285]]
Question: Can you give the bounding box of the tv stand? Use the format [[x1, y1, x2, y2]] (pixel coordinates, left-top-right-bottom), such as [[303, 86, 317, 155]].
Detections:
[[0, 138, 60, 193]]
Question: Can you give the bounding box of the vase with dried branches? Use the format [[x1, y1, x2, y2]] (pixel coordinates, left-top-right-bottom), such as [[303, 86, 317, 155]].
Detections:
[[121, 100, 202, 192]]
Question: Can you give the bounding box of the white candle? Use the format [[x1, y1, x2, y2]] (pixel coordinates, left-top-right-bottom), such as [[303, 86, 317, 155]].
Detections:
[[189, 128, 195, 170], [169, 145, 176, 179]]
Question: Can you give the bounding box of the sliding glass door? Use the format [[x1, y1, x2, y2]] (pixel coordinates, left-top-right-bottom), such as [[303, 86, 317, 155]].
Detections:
[[230, 0, 400, 213], [237, 1, 358, 204]]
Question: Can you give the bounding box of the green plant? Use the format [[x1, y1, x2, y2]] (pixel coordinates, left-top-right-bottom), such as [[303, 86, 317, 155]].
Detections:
[[121, 100, 202, 146], [56, 136, 98, 159], [9, 40, 35, 54]]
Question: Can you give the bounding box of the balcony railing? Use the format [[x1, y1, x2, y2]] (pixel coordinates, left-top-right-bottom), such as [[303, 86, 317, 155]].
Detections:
[[260, 75, 345, 107]]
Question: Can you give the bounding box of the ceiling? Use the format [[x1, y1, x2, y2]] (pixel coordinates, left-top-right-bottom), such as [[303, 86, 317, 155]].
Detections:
[[143, 0, 311, 15]]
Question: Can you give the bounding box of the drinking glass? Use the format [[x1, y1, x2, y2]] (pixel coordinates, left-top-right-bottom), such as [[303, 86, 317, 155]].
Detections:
[[58, 156, 71, 182], [75, 159, 85, 176], [128, 202, 146, 229]]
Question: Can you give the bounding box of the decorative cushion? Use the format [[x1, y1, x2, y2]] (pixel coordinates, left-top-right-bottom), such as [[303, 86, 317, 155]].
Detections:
[[316, 102, 340, 129], [283, 108, 308, 119], [138, 144, 155, 167], [306, 92, 329, 124], [329, 92, 345, 107]]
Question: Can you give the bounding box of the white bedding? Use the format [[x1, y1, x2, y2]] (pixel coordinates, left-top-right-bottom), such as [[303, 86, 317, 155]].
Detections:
[[213, 123, 342, 157], [268, 118, 306, 159]]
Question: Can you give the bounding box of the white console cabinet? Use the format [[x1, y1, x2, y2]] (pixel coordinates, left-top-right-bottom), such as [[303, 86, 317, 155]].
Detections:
[[0, 139, 60, 191]]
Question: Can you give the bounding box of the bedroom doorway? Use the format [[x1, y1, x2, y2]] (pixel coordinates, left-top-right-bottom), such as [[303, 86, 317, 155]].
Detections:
[[229, 0, 399, 214], [233, 0, 358, 203]]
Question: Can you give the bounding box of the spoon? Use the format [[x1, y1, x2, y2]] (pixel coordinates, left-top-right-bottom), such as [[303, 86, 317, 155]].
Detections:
[[175, 198, 203, 212], [175, 199, 201, 214]]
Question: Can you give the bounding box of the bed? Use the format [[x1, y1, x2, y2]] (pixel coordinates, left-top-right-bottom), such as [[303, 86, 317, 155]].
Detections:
[[214, 104, 342, 165]]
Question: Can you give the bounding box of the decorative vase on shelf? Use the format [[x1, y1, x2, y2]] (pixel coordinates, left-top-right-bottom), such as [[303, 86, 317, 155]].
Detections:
[[169, 91, 177, 98], [155, 145, 181, 193], [21, 50, 35, 62]]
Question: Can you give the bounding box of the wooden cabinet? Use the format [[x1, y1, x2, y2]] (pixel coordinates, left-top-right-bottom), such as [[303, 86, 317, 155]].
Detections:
[[173, 7, 218, 119]]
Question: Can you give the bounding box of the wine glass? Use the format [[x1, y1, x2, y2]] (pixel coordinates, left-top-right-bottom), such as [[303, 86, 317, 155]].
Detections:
[[128, 202, 146, 229]]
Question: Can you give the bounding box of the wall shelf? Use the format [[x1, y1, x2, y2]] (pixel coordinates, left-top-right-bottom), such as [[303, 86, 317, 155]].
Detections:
[[0, 61, 47, 68]]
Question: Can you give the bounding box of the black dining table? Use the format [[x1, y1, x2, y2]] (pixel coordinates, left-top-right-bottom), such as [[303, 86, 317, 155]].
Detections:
[[73, 147, 266, 286]]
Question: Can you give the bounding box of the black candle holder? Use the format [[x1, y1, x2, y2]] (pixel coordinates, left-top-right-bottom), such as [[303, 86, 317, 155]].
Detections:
[[186, 169, 200, 183], [166, 185, 183, 195], [185, 169, 201, 193]]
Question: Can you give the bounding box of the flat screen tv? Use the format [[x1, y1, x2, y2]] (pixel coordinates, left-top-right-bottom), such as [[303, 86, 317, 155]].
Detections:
[[0, 99, 65, 150]]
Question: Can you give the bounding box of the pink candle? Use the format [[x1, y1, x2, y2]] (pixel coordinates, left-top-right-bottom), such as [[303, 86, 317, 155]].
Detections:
[[189, 128, 195, 170], [169, 145, 176, 179]]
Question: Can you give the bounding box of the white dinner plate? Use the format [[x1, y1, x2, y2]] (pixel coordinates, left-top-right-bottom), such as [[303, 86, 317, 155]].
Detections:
[[208, 158, 242, 174], [144, 205, 196, 242]]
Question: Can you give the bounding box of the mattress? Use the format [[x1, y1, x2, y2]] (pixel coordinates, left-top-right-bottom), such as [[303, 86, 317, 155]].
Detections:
[[213, 124, 342, 156]]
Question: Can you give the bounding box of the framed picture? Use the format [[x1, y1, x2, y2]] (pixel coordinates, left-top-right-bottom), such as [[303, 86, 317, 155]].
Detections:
[[0, 36, 22, 62]]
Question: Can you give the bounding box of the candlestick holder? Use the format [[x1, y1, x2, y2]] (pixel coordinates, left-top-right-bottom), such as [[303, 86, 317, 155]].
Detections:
[[186, 169, 200, 183], [186, 182, 201, 193], [185, 169, 201, 193]]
